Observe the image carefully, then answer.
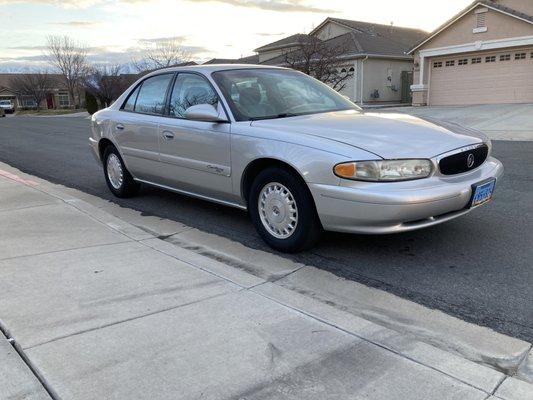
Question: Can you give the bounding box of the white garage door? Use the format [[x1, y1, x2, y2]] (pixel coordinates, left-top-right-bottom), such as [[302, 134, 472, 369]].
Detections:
[[429, 49, 533, 106]]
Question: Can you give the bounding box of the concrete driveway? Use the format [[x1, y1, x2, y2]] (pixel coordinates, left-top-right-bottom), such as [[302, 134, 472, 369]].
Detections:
[[383, 103, 533, 141]]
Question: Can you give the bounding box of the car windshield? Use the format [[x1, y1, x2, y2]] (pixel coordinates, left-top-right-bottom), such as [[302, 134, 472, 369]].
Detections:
[[212, 68, 359, 122], [0, 101, 11, 105]]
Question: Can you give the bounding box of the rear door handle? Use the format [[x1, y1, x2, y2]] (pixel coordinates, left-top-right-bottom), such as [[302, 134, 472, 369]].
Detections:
[[162, 131, 174, 140], [115, 124, 124, 131]]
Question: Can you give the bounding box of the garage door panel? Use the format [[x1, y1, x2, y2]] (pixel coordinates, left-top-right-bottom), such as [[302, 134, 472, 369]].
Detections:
[[429, 50, 533, 105]]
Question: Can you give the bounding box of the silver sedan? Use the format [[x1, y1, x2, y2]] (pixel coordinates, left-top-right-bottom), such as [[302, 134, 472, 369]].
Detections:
[[90, 65, 503, 252]]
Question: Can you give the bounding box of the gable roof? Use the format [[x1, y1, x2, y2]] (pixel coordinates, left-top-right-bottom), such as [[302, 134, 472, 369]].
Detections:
[[408, 1, 533, 53], [316, 18, 428, 48], [0, 73, 65, 91], [260, 29, 418, 67]]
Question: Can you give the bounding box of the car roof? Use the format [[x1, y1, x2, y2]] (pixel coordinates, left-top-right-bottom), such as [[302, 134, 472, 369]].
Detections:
[[143, 64, 288, 77]]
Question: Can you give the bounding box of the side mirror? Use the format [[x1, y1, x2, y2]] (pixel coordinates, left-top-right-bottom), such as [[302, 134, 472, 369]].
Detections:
[[184, 104, 228, 123]]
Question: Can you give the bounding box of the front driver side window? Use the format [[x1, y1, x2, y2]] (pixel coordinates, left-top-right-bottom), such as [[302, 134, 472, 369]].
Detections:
[[169, 73, 218, 118]]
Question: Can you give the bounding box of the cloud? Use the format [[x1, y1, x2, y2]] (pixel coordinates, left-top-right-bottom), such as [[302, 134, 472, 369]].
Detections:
[[137, 35, 189, 44], [0, 0, 102, 7], [186, 0, 335, 13], [49, 21, 99, 27], [256, 32, 286, 37]]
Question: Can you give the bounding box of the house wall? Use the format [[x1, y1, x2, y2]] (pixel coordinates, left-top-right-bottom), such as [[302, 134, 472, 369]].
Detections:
[[314, 22, 352, 41], [258, 46, 301, 63], [423, 7, 533, 49], [337, 62, 358, 101], [361, 58, 413, 103]]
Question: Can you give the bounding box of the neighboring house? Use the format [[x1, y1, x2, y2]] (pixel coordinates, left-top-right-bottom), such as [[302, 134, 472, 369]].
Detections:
[[409, 0, 533, 106], [0, 73, 74, 110], [206, 18, 427, 104]]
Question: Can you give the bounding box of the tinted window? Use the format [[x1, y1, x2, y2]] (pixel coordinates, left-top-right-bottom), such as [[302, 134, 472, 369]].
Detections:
[[169, 73, 218, 118], [122, 85, 140, 111], [134, 74, 173, 115]]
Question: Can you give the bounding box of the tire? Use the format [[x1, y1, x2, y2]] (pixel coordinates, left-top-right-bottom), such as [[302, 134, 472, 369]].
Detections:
[[249, 167, 322, 253], [103, 145, 140, 198]]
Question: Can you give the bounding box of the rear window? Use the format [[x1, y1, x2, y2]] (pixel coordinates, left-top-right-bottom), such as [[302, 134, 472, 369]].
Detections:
[[122, 73, 173, 115]]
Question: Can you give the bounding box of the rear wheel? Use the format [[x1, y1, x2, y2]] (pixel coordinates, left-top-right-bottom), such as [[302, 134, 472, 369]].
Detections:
[[103, 145, 140, 198], [249, 167, 322, 253]]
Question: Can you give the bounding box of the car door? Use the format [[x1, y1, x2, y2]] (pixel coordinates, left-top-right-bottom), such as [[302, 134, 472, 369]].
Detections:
[[113, 73, 173, 182], [157, 72, 233, 201]]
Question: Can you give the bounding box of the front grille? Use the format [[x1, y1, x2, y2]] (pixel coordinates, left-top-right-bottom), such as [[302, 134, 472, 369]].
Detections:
[[439, 144, 488, 175]]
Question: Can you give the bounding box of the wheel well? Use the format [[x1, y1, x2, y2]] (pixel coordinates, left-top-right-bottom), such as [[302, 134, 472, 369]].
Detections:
[[241, 158, 308, 204], [98, 138, 114, 161]]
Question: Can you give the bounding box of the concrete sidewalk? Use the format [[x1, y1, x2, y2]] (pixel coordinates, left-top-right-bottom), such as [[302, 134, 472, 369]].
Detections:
[[381, 103, 533, 141], [1, 163, 532, 400]]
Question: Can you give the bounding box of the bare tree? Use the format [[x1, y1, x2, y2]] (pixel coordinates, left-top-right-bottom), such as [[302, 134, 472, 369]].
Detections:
[[283, 35, 354, 91], [46, 35, 88, 108], [9, 72, 53, 110], [83, 65, 135, 108], [132, 38, 191, 73]]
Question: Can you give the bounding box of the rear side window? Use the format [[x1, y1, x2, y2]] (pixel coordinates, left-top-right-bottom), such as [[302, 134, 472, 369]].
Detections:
[[133, 74, 173, 115], [122, 85, 140, 111]]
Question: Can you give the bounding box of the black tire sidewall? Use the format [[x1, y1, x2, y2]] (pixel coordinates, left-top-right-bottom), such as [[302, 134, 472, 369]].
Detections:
[[249, 167, 321, 253]]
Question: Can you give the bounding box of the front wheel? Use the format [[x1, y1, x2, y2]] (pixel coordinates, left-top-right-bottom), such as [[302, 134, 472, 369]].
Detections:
[[249, 167, 322, 253], [103, 145, 140, 198]]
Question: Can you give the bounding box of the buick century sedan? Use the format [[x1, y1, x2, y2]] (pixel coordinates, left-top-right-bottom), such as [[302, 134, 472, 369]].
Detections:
[[90, 65, 503, 252]]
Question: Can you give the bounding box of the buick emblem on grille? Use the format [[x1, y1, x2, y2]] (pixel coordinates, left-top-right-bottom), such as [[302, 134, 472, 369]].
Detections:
[[467, 153, 475, 168]]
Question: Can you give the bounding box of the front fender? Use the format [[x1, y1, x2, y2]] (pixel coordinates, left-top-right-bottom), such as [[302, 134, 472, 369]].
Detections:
[[230, 126, 377, 198]]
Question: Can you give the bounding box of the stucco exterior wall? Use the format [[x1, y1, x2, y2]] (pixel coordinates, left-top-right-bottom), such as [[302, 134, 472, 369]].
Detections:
[[314, 22, 352, 41], [361, 58, 413, 103], [423, 7, 533, 49], [258, 48, 285, 63]]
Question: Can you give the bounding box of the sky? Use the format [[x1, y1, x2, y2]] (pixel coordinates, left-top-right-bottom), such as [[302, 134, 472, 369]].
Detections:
[[0, 0, 474, 72]]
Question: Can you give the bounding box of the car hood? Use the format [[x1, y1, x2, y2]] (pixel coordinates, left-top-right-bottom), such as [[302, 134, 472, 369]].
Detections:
[[250, 110, 485, 159]]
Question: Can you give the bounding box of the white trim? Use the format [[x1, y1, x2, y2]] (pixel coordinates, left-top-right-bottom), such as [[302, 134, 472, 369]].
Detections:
[[410, 84, 428, 91], [419, 35, 533, 58], [408, 2, 533, 54], [473, 27, 488, 33]]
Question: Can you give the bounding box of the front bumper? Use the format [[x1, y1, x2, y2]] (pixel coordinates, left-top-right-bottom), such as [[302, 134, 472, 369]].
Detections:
[[310, 157, 504, 234]]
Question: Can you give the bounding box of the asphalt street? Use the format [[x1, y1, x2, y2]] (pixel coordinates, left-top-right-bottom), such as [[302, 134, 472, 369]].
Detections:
[[1, 116, 532, 342]]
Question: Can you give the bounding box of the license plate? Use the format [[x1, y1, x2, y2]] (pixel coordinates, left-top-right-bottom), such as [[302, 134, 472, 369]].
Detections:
[[470, 179, 496, 208]]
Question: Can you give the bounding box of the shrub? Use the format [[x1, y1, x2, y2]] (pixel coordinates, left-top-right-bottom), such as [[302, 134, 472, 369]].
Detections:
[[85, 92, 98, 115]]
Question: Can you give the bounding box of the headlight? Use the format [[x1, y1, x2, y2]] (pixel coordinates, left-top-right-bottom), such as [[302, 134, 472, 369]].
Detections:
[[334, 159, 433, 182]]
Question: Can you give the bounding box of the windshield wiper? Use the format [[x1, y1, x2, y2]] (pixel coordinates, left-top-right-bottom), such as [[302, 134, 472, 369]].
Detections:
[[249, 113, 299, 121]]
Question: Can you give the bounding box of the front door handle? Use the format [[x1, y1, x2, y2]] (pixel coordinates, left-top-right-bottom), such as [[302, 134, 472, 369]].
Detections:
[[162, 131, 175, 140], [115, 124, 124, 131]]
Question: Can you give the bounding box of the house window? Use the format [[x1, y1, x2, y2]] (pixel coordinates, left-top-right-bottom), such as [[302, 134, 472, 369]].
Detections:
[[515, 53, 526, 60], [58, 93, 70, 107], [458, 59, 468, 65], [433, 61, 443, 68], [471, 57, 482, 64], [485, 56, 496, 63], [23, 98, 37, 107], [500, 54, 511, 61], [445, 60, 455, 67]]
